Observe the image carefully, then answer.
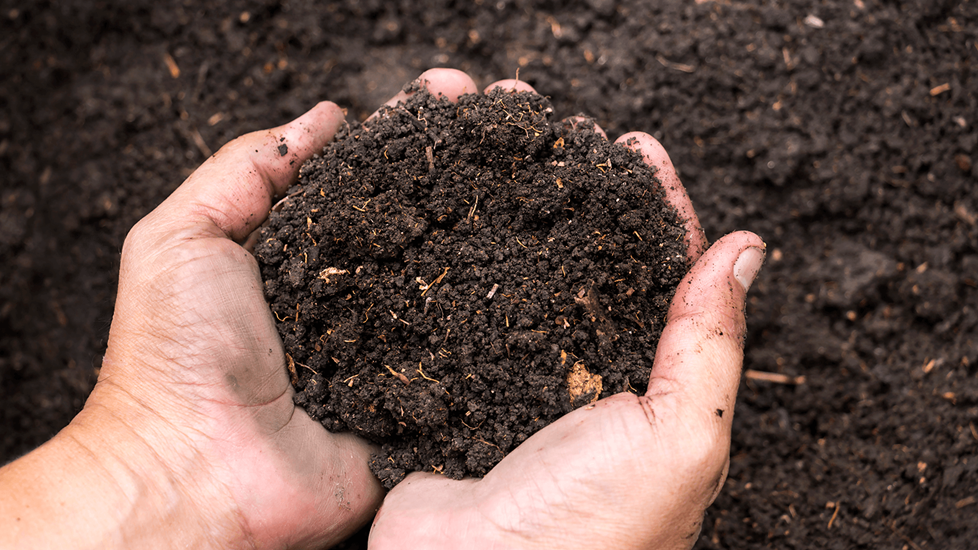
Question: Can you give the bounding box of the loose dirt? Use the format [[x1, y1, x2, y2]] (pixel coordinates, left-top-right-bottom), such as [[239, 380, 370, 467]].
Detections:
[[256, 88, 687, 487]]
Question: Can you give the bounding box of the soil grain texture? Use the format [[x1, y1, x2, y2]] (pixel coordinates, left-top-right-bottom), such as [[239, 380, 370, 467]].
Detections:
[[257, 89, 688, 488]]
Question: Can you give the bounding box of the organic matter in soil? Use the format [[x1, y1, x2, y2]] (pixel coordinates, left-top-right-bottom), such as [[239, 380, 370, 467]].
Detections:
[[256, 88, 688, 487]]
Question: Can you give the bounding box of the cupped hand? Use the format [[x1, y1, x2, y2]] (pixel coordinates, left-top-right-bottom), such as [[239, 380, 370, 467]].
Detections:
[[368, 73, 765, 549], [73, 102, 384, 548], [48, 69, 483, 550]]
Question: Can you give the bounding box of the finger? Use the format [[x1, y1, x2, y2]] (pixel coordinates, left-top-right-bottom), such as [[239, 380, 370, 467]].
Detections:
[[483, 78, 538, 94], [647, 231, 765, 418], [559, 115, 608, 139], [146, 101, 345, 243], [616, 132, 708, 262], [244, 409, 385, 548], [378, 68, 479, 112]]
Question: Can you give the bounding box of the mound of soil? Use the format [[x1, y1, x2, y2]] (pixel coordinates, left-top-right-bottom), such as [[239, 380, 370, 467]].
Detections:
[[256, 88, 687, 487]]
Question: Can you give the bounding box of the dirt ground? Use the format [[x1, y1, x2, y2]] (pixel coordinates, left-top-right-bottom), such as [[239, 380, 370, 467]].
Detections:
[[2, 0, 976, 548]]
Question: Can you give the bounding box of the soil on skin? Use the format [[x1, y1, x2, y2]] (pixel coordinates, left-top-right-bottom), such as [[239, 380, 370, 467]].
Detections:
[[3, 1, 977, 548], [256, 88, 687, 487]]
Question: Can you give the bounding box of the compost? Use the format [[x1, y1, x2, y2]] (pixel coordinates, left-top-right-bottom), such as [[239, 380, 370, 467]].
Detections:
[[256, 88, 687, 487]]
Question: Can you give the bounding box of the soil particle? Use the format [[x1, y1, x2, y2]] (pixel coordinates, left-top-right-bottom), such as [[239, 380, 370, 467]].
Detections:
[[257, 89, 687, 487]]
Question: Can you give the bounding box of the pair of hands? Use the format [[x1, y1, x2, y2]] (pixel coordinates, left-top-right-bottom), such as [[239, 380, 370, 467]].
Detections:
[[0, 69, 763, 549]]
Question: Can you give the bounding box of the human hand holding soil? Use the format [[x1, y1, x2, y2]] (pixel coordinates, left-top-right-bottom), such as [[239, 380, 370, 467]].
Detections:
[[0, 68, 763, 550], [0, 100, 385, 548], [366, 70, 766, 549]]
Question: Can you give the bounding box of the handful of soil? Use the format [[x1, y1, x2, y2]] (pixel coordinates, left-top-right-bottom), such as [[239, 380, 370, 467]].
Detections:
[[256, 88, 688, 488]]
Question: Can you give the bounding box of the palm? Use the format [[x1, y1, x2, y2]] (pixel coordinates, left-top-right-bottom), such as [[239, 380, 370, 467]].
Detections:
[[373, 391, 725, 548], [94, 106, 383, 549], [141, 239, 377, 546]]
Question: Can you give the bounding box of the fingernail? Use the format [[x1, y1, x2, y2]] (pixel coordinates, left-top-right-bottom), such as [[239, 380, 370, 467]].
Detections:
[[733, 246, 765, 291]]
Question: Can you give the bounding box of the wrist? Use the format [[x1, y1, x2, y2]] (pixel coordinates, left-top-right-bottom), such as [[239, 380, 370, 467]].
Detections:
[[0, 382, 251, 550], [74, 382, 253, 549]]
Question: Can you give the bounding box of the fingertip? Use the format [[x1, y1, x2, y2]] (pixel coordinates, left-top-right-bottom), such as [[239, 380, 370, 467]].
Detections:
[[727, 231, 766, 292], [380, 68, 479, 112], [160, 101, 348, 242], [259, 100, 347, 184], [615, 131, 661, 155], [484, 79, 539, 95], [615, 132, 678, 188], [420, 68, 480, 101], [680, 231, 765, 300], [308, 100, 346, 128], [291, 100, 346, 149], [716, 230, 765, 250], [734, 247, 765, 292]]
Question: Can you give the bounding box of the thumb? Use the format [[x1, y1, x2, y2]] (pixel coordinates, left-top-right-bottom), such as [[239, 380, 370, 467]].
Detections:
[[142, 101, 346, 246], [648, 231, 765, 419]]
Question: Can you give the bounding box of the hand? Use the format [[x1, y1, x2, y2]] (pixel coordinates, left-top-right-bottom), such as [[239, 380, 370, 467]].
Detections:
[[2, 101, 389, 548], [368, 70, 765, 549]]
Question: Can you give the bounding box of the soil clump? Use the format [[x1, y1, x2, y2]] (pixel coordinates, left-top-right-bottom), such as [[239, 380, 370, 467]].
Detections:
[[256, 89, 687, 487]]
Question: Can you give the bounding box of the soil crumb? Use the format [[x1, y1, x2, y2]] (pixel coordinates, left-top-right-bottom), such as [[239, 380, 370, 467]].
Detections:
[[257, 89, 687, 488]]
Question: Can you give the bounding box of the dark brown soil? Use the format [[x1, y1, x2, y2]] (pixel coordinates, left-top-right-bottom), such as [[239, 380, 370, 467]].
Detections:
[[3, 1, 976, 548], [256, 88, 686, 487]]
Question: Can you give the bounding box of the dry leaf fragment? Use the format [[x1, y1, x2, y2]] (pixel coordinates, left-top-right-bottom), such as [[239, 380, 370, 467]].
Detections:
[[567, 360, 602, 406], [318, 267, 349, 283]]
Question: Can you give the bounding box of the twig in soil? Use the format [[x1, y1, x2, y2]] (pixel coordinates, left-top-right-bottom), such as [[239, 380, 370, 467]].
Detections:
[[163, 52, 180, 78], [930, 83, 951, 96], [744, 369, 805, 385], [417, 363, 439, 383], [474, 437, 500, 450], [467, 194, 479, 221], [384, 364, 411, 386], [318, 267, 349, 283], [655, 54, 695, 73], [295, 360, 318, 375], [286, 353, 298, 385], [827, 502, 840, 529], [190, 127, 212, 157], [271, 190, 303, 212], [192, 61, 209, 102], [273, 310, 291, 322], [420, 267, 450, 296], [389, 310, 410, 326]]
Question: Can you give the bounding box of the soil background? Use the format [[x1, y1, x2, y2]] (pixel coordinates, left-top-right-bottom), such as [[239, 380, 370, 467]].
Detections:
[[2, 0, 976, 548], [257, 89, 689, 488]]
